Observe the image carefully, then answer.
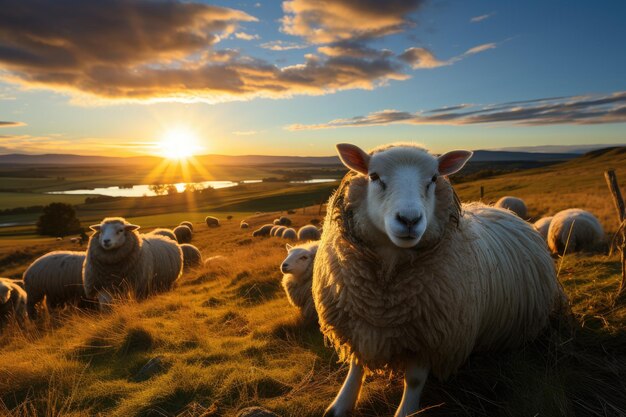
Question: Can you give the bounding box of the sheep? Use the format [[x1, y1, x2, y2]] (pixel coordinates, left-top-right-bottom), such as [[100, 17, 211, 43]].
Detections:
[[173, 225, 193, 244], [273, 219, 281, 225], [275, 226, 287, 237], [148, 228, 177, 241], [0, 278, 27, 328], [287, 209, 296, 214], [282, 228, 297, 240], [23, 251, 95, 318], [310, 218, 321, 226], [279, 216, 292, 226], [297, 225, 321, 242], [83, 217, 183, 306], [547, 209, 605, 254], [180, 243, 203, 270], [534, 216, 553, 240], [270, 226, 281, 237], [280, 241, 319, 323], [313, 143, 565, 417], [252, 224, 274, 237], [205, 216, 220, 228], [179, 221, 194, 232], [494, 196, 528, 218], [240, 221, 250, 229]]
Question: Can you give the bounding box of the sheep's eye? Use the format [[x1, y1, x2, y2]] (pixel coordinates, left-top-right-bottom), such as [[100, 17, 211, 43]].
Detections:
[[117, 230, 123, 234], [369, 173, 380, 181]]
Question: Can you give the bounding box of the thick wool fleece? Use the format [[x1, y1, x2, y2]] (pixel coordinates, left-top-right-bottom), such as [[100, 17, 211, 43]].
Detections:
[[313, 172, 565, 379], [0, 278, 27, 326], [547, 209, 604, 254], [282, 241, 319, 323]]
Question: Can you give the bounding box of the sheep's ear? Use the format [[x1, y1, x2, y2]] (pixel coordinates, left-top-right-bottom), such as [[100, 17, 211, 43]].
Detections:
[[438, 150, 473, 176], [89, 224, 101, 231], [285, 243, 293, 251], [124, 224, 140, 231], [336, 143, 370, 175]]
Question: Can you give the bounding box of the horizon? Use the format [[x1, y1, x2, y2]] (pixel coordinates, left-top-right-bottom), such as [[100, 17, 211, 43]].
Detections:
[[0, 1, 625, 157]]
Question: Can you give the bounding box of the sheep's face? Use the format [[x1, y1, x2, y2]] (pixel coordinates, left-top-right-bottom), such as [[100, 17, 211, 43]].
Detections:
[[0, 283, 11, 304], [90, 220, 140, 250], [281, 244, 314, 277], [337, 143, 472, 249]]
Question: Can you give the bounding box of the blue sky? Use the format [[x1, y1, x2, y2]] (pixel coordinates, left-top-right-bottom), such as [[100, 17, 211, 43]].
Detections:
[[0, 0, 624, 156]]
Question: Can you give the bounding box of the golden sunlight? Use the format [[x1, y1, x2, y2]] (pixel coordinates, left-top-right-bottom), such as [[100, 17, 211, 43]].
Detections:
[[158, 127, 202, 160]]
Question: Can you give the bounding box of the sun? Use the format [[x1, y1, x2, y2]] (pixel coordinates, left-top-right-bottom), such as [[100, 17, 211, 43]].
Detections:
[[158, 127, 201, 160]]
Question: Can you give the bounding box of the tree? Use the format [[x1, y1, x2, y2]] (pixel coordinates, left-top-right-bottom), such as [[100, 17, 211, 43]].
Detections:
[[36, 203, 81, 237]]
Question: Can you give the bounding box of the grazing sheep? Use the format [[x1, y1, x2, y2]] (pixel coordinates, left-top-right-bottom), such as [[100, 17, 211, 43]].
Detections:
[[252, 224, 274, 237], [495, 196, 528, 218], [282, 228, 297, 240], [240, 221, 250, 229], [547, 209, 605, 254], [83, 217, 183, 306], [281, 242, 319, 323], [0, 278, 27, 328], [205, 216, 220, 228], [148, 228, 177, 241], [270, 226, 281, 237], [23, 251, 95, 318], [534, 216, 553, 240], [273, 219, 281, 225], [173, 225, 193, 244], [279, 216, 292, 226], [314, 143, 565, 417], [297, 225, 321, 242], [179, 221, 194, 232], [275, 226, 287, 237], [180, 243, 203, 270]]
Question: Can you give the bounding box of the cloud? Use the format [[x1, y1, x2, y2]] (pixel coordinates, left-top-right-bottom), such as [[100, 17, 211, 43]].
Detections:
[[260, 40, 308, 51], [0, 134, 156, 155], [284, 91, 626, 130], [399, 42, 496, 69], [281, 0, 425, 43], [0, 121, 25, 128], [232, 130, 258, 136], [470, 12, 495, 23], [235, 32, 260, 41], [465, 43, 496, 55]]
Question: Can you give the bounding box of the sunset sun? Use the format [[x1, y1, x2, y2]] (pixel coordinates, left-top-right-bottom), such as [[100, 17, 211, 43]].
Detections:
[[158, 128, 201, 160]]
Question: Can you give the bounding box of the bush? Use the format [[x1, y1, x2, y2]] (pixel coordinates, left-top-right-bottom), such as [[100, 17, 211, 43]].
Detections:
[[36, 203, 81, 237]]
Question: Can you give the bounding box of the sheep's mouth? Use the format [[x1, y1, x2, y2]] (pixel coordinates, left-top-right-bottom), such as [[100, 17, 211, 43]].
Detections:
[[396, 233, 418, 240]]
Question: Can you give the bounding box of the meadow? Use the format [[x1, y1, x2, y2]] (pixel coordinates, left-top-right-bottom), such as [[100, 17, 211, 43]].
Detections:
[[0, 149, 625, 416]]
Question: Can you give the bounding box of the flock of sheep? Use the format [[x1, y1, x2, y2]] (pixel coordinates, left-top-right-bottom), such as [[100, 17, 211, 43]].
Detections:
[[0, 141, 612, 417]]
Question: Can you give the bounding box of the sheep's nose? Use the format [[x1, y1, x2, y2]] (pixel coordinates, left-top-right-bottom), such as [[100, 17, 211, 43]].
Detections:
[[281, 263, 290, 273], [396, 213, 422, 228], [103, 239, 111, 245]]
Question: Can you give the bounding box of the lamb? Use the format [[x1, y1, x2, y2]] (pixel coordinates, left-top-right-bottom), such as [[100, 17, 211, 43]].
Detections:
[[205, 216, 220, 228], [534, 216, 553, 240], [23, 251, 95, 318], [279, 216, 292, 226], [297, 225, 321, 242], [252, 224, 274, 237], [148, 228, 177, 241], [0, 278, 27, 328], [240, 221, 250, 229], [179, 221, 194, 232], [280, 242, 319, 323], [494, 196, 528, 218], [547, 209, 605, 254], [282, 228, 297, 240], [180, 243, 203, 270], [313, 143, 565, 417], [83, 217, 183, 306], [173, 225, 193, 244]]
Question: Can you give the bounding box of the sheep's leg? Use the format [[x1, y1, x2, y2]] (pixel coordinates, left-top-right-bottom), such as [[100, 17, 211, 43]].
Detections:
[[97, 291, 113, 311], [324, 358, 365, 417], [394, 361, 429, 417]]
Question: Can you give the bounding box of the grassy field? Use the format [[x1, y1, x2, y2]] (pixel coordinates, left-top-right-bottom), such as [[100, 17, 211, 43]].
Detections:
[[0, 150, 625, 416]]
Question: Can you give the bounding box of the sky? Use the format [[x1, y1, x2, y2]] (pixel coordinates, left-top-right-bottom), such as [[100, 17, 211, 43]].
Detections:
[[0, 0, 625, 157]]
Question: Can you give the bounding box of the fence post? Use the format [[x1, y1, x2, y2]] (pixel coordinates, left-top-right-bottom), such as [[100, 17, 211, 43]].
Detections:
[[480, 186, 484, 201], [604, 170, 626, 302]]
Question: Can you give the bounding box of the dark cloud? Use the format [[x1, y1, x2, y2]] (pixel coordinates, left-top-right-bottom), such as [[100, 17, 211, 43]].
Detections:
[[0, 121, 25, 127], [285, 92, 626, 130]]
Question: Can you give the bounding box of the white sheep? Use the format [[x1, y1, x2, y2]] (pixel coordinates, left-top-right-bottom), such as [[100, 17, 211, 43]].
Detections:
[[273, 219, 281, 225], [279, 216, 292, 226], [148, 228, 177, 241], [205, 216, 220, 228], [173, 225, 193, 244], [180, 243, 203, 270], [270, 225, 281, 237], [23, 251, 95, 318], [313, 143, 565, 417], [252, 224, 274, 237], [297, 225, 321, 242], [280, 241, 319, 323], [547, 209, 605, 254], [275, 226, 287, 237], [494, 196, 528, 218], [282, 228, 297, 240], [179, 221, 194, 232], [534, 216, 553, 240], [0, 278, 27, 328], [83, 217, 183, 306], [240, 221, 250, 229]]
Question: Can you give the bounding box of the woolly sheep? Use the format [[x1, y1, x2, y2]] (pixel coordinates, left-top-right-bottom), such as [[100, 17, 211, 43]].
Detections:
[[83, 217, 183, 306], [279, 216, 292, 226], [534, 216, 553, 240], [252, 224, 274, 237], [297, 225, 321, 242], [240, 221, 250, 229], [179, 221, 194, 232], [282, 228, 297, 240], [275, 226, 287, 238], [270, 226, 281, 237], [273, 219, 281, 225], [314, 143, 565, 417], [280, 242, 319, 323], [205, 216, 220, 228], [0, 278, 27, 328], [173, 225, 193, 244], [547, 209, 605, 254], [180, 243, 203, 270], [148, 228, 177, 241], [23, 251, 95, 318], [495, 196, 528, 218]]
